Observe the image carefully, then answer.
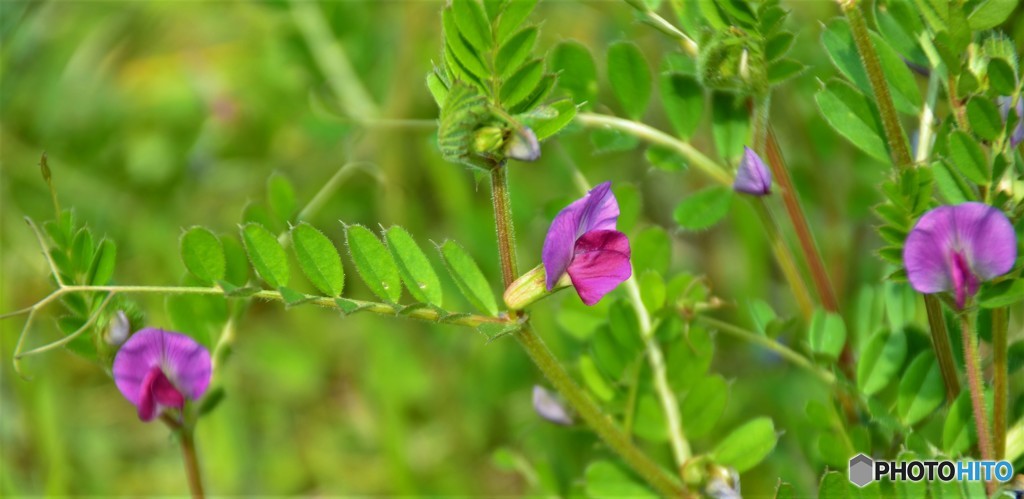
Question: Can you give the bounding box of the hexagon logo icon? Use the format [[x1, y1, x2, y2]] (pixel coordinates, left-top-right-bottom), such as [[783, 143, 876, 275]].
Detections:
[[848, 454, 874, 488]]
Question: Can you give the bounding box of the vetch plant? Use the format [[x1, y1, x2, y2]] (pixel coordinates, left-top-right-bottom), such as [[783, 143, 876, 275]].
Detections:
[[5, 0, 1024, 497]]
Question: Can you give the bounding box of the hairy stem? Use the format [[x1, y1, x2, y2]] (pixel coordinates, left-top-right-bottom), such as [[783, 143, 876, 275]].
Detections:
[[992, 307, 1008, 460], [764, 129, 839, 314], [695, 315, 837, 387], [488, 168, 685, 496], [924, 295, 960, 401], [841, 0, 912, 169], [490, 164, 519, 292], [960, 313, 995, 495]]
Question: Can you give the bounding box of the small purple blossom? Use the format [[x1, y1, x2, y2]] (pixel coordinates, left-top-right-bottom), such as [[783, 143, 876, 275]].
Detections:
[[542, 182, 631, 306], [532, 385, 573, 425], [113, 328, 212, 422], [733, 147, 771, 196], [998, 96, 1024, 148], [903, 203, 1017, 308]]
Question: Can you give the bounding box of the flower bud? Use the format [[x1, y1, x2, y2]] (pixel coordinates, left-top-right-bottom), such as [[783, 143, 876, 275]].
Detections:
[[505, 126, 540, 162], [472, 126, 504, 156]]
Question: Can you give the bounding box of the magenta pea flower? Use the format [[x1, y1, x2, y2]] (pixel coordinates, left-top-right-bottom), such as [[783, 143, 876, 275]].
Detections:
[[733, 146, 771, 196], [113, 328, 212, 422], [903, 203, 1017, 308], [542, 182, 632, 306]]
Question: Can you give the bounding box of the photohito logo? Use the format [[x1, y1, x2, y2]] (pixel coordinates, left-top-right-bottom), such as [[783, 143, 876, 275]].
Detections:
[[848, 453, 1015, 487]]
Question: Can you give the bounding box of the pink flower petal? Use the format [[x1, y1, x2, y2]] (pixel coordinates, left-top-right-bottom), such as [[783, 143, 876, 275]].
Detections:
[[567, 229, 631, 306], [542, 182, 620, 289], [733, 146, 772, 196], [113, 328, 211, 419], [904, 203, 1017, 305]]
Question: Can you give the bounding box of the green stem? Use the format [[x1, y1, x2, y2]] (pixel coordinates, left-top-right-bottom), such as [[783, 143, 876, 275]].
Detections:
[[575, 113, 733, 186], [924, 295, 960, 401], [517, 326, 685, 497], [179, 427, 205, 499], [290, 0, 379, 119], [752, 200, 814, 319], [992, 307, 1008, 460], [490, 164, 519, 291], [695, 315, 837, 387], [488, 168, 685, 497], [764, 129, 839, 314], [841, 0, 912, 169], [11, 285, 506, 365], [960, 313, 995, 496]]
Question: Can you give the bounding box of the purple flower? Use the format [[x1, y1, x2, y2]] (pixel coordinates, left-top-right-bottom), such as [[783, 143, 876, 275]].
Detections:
[[903, 203, 1017, 308], [998, 96, 1024, 147], [542, 182, 632, 306], [733, 147, 771, 196], [113, 328, 212, 422]]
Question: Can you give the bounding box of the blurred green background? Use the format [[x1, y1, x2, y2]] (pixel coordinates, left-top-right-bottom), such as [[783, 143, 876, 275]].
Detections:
[[2, 1, 1021, 496]]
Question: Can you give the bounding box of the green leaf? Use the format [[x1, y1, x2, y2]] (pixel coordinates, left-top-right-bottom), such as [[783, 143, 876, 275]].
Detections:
[[451, 0, 492, 52], [645, 146, 687, 171], [551, 40, 598, 106], [966, 98, 1004, 141], [808, 310, 847, 359], [279, 286, 314, 307], [711, 91, 748, 162], [765, 32, 795, 61], [221, 234, 251, 287], [638, 270, 665, 312], [632, 226, 671, 274], [943, 391, 976, 454], [632, 394, 668, 442], [88, 238, 116, 286], [968, 0, 1017, 29], [501, 59, 544, 109], [660, 72, 703, 139], [857, 328, 908, 396], [897, 352, 945, 426], [443, 9, 490, 82], [180, 227, 226, 285], [932, 160, 975, 204], [988, 57, 1017, 95], [1007, 340, 1024, 373], [767, 59, 806, 85], [821, 19, 920, 114], [509, 73, 554, 113], [977, 279, 1024, 308], [681, 374, 728, 437], [584, 461, 657, 498], [241, 223, 289, 289], [345, 224, 403, 303], [673, 185, 733, 231], [579, 355, 615, 401], [530, 99, 577, 140], [590, 128, 639, 153], [291, 223, 345, 297], [815, 79, 890, 162], [426, 71, 448, 108], [71, 227, 95, 275], [476, 322, 521, 342], [711, 417, 778, 472], [947, 130, 989, 184], [495, 0, 538, 44], [267, 173, 296, 224], [438, 240, 499, 316], [666, 323, 713, 389], [496, 26, 537, 79], [384, 226, 443, 307], [335, 297, 372, 316], [607, 41, 651, 119]]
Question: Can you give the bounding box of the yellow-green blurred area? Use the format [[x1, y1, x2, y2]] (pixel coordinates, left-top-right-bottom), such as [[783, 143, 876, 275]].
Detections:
[[4, 1, 1023, 496]]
